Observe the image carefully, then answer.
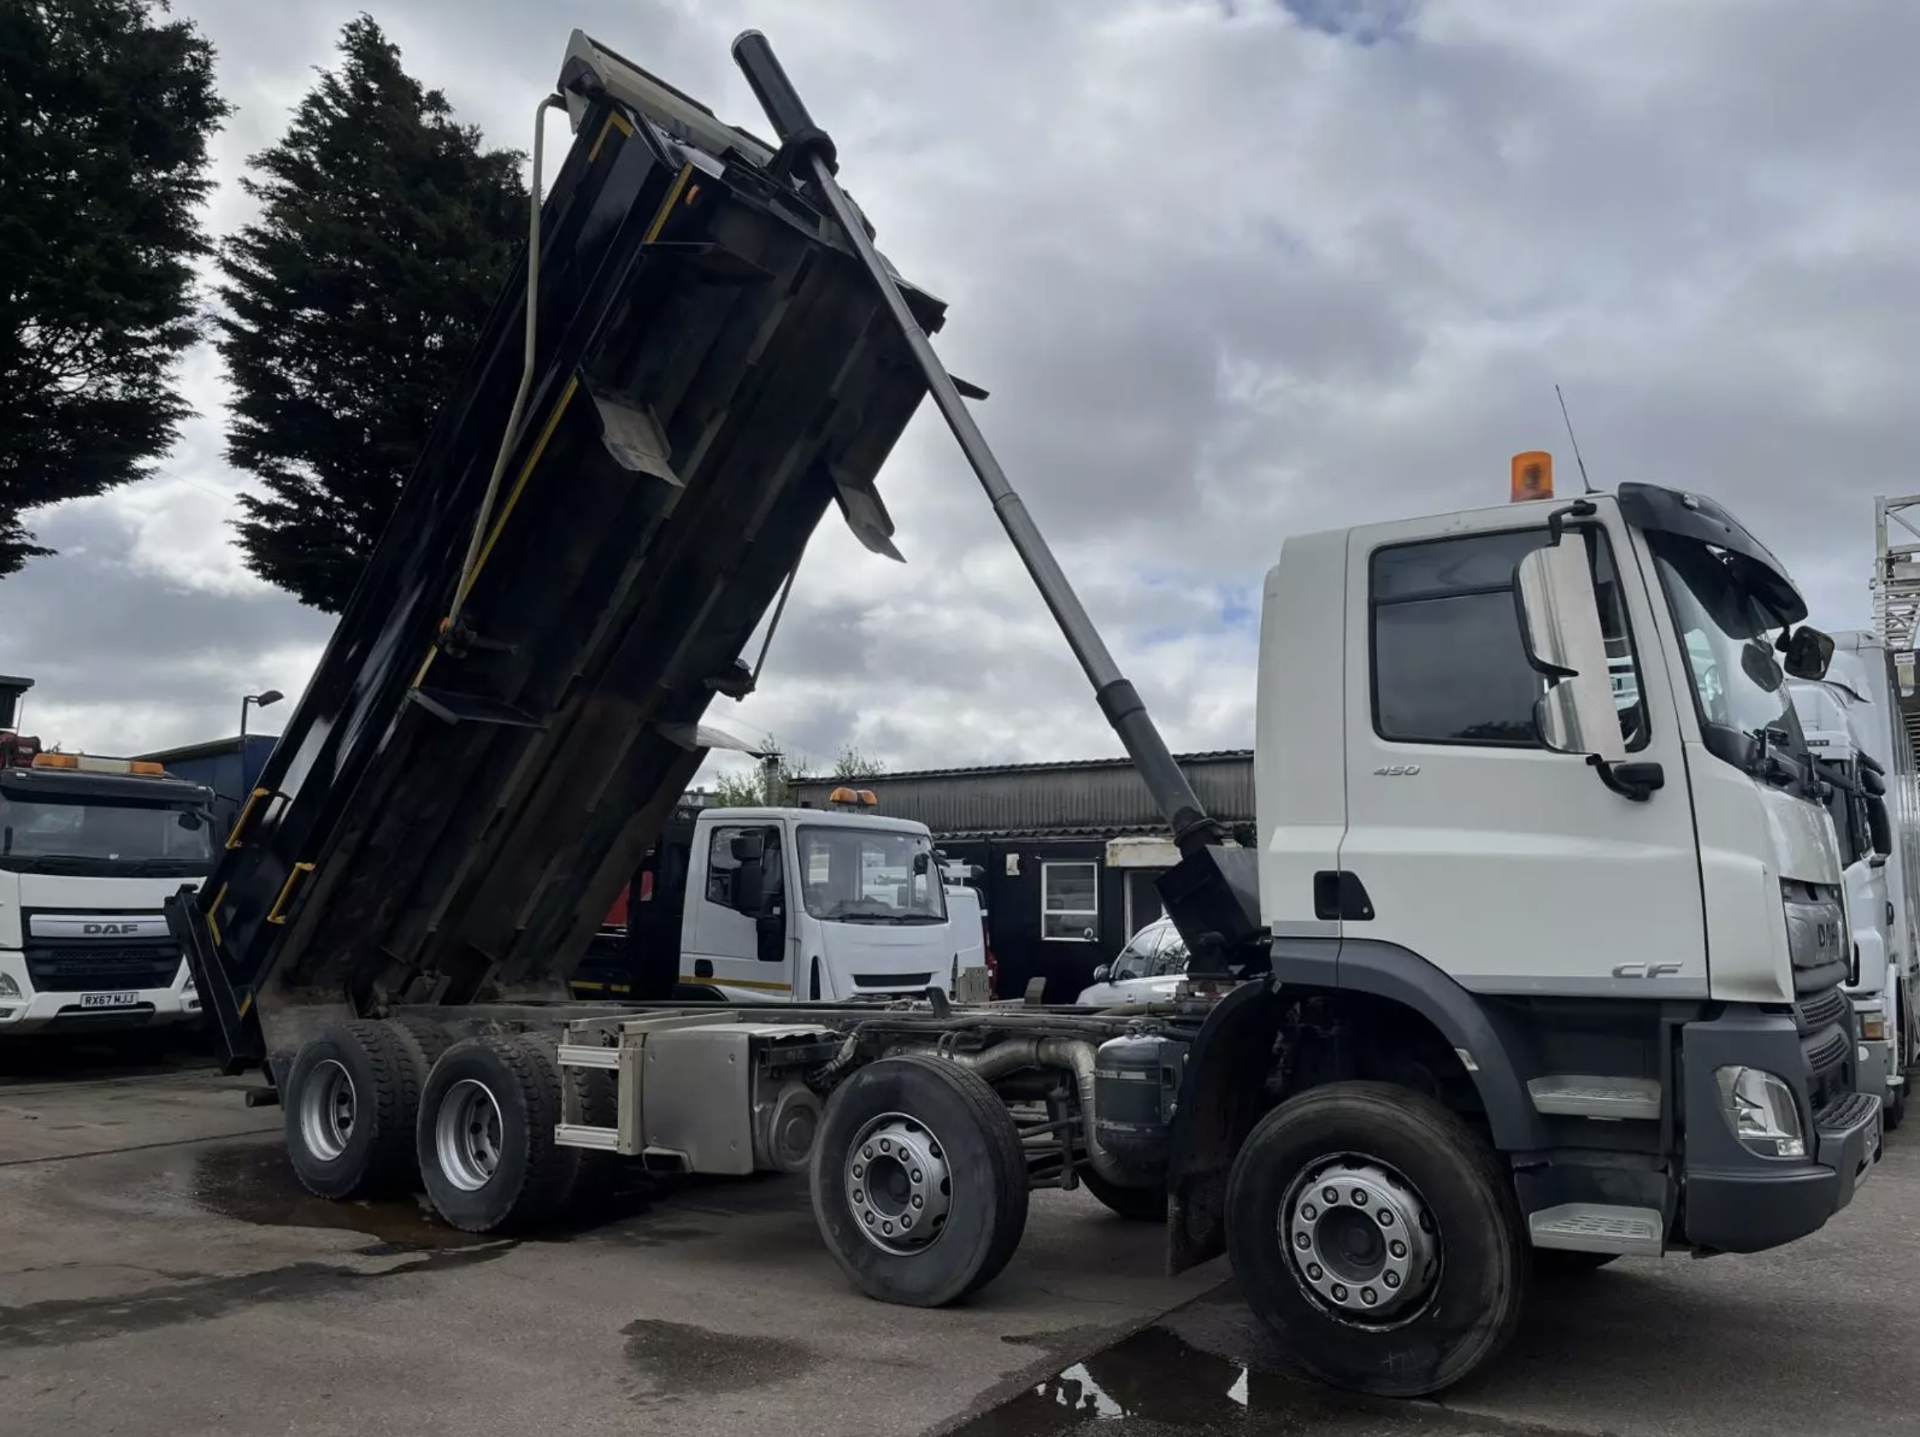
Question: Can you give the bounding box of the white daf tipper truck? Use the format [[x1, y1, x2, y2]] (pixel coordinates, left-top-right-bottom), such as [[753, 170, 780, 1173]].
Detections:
[[0, 682, 215, 1037], [170, 29, 1881, 1402]]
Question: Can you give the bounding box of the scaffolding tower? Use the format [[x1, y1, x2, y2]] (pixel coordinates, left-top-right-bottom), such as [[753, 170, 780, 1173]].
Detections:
[[1872, 495, 1920, 748]]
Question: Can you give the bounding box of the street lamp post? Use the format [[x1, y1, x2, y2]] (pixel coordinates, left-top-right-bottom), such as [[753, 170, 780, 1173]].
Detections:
[[240, 689, 283, 746]]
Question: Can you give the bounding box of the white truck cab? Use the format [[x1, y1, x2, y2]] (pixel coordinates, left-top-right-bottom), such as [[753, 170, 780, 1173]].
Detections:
[[1250, 473, 1877, 1274], [1792, 632, 1920, 1128], [663, 802, 987, 1004], [0, 745, 216, 1038]]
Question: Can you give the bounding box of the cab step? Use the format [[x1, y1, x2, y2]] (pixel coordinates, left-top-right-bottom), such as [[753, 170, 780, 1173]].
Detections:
[[1528, 1203, 1664, 1257], [1527, 1075, 1661, 1120]]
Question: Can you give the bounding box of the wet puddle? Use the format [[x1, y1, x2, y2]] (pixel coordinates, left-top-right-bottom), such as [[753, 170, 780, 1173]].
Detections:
[[177, 1141, 716, 1252], [951, 1327, 1404, 1435], [188, 1143, 486, 1251]]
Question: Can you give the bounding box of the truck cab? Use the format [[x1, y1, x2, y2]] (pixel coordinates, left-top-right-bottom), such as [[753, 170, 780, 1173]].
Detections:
[[1248, 476, 1876, 1267], [0, 742, 215, 1037], [682, 802, 972, 1003], [1793, 631, 1920, 1129], [574, 800, 986, 1005]]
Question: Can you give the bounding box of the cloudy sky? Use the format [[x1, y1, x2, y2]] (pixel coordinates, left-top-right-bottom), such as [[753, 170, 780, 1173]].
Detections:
[[3, 0, 1913, 784]]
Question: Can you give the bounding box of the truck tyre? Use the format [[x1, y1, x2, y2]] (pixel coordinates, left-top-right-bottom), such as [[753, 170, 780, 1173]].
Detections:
[[812, 1054, 1029, 1307], [1225, 1080, 1529, 1398], [1080, 1168, 1168, 1223], [390, 1013, 453, 1069], [283, 1020, 422, 1201], [416, 1034, 581, 1233]]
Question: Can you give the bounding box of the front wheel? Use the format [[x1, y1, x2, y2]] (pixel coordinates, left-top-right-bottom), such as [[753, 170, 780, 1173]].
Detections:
[[1226, 1080, 1529, 1398], [811, 1054, 1029, 1308]]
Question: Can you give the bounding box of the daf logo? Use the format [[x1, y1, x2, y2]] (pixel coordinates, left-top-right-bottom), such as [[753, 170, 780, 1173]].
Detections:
[[1816, 923, 1838, 950], [83, 922, 140, 936], [1613, 962, 1683, 980]]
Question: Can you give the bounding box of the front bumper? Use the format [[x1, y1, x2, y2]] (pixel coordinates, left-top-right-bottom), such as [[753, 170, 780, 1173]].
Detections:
[[1681, 1004, 1882, 1254], [0, 954, 201, 1036]]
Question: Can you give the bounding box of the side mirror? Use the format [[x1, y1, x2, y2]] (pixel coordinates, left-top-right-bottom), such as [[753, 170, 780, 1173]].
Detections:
[[1778, 625, 1835, 681], [1514, 542, 1628, 767], [732, 857, 764, 914], [912, 852, 930, 876], [1868, 793, 1894, 859], [730, 833, 765, 864], [1092, 964, 1112, 983], [1514, 534, 1664, 803], [1740, 638, 1785, 694]]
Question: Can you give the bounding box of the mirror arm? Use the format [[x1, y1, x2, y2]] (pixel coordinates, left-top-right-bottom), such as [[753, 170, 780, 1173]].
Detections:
[[1546, 498, 1599, 545], [1588, 755, 1665, 802]]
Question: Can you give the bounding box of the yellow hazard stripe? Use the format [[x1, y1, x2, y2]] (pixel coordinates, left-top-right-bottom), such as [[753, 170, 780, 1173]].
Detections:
[[680, 974, 792, 993]]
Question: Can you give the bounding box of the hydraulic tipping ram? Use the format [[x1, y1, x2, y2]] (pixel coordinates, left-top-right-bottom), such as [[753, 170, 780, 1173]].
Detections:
[[725, 32, 1263, 966]]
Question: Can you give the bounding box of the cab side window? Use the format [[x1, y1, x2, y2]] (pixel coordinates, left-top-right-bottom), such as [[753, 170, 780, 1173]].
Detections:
[[1370, 527, 1648, 749]]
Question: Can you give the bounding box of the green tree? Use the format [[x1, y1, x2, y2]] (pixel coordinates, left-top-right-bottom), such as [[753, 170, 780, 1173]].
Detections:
[[708, 737, 818, 808], [214, 14, 526, 612], [831, 743, 884, 780], [0, 0, 231, 576]]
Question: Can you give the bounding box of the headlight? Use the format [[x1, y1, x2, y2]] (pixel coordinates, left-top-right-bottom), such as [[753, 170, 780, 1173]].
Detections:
[[0, 972, 19, 1000], [1714, 1066, 1807, 1159]]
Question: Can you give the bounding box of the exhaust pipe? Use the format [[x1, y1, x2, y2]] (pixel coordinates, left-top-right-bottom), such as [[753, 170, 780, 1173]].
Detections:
[[925, 1037, 1133, 1186]]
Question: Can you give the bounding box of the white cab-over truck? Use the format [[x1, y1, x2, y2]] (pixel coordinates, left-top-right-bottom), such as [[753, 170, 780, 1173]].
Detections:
[[169, 29, 1880, 1400], [1791, 631, 1920, 1128], [572, 799, 988, 1004], [0, 682, 214, 1038]]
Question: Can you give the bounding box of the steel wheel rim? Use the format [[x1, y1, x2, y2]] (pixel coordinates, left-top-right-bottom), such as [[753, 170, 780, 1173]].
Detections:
[[299, 1058, 356, 1162], [844, 1110, 953, 1255], [1279, 1152, 1440, 1325], [436, 1078, 506, 1192]]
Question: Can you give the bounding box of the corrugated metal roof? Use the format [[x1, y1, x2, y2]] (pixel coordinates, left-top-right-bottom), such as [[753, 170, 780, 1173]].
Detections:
[[791, 751, 1254, 837], [795, 749, 1251, 784]]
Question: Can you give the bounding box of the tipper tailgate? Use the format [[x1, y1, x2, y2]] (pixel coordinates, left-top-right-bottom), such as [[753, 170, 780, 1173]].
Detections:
[[170, 35, 947, 1069]]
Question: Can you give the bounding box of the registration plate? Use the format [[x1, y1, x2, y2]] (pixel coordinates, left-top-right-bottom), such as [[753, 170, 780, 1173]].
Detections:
[[80, 991, 139, 1009]]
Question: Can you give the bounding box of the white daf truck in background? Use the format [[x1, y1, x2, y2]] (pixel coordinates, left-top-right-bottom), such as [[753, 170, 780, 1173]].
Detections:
[[172, 28, 1884, 1404], [1792, 632, 1920, 1128], [0, 678, 215, 1039]]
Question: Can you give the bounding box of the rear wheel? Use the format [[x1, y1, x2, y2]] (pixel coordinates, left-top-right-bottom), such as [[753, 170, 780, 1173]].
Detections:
[[416, 1034, 580, 1233], [1080, 1168, 1168, 1223], [283, 1021, 422, 1200], [1225, 1080, 1529, 1399], [812, 1055, 1029, 1307]]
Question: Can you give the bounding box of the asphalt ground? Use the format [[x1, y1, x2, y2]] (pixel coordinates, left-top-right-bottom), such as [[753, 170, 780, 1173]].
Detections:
[[5, 1038, 1917, 1437]]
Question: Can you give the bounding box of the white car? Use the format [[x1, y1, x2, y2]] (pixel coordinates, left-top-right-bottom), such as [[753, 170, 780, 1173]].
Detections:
[[1076, 914, 1189, 1007]]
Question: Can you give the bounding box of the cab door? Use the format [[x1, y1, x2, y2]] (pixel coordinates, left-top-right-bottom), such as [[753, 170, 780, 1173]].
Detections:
[[681, 819, 795, 1001], [1338, 507, 1707, 997]]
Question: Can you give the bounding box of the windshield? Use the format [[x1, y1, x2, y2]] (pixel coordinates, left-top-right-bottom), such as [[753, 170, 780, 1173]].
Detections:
[[797, 825, 947, 925], [0, 791, 215, 875], [1112, 920, 1190, 980], [1650, 534, 1807, 778]]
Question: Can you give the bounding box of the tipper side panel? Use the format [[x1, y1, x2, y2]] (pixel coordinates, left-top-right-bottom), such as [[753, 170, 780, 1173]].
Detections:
[[173, 98, 944, 1068]]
